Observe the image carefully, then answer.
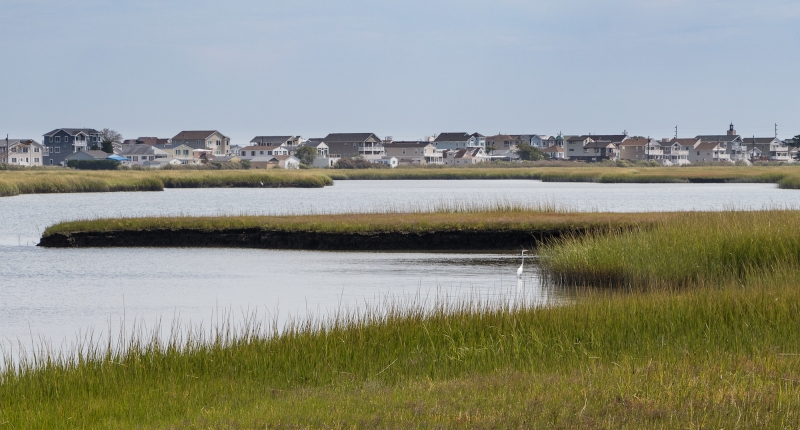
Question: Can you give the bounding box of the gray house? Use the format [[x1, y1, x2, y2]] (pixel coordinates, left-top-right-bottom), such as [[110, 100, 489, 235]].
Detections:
[[433, 132, 486, 150], [42, 128, 102, 166], [322, 133, 385, 159]]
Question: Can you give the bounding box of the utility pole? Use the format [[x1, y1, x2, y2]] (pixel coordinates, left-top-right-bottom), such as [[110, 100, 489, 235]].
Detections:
[[775, 123, 778, 138], [675, 125, 678, 140]]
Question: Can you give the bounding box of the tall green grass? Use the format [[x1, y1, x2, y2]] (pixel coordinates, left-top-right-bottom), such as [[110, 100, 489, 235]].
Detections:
[[541, 209, 800, 287], [2, 273, 800, 427]]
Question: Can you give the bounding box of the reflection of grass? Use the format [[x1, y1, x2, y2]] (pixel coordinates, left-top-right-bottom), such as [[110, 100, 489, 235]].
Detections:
[[541, 209, 800, 288], [0, 170, 332, 197], [3, 271, 800, 427]]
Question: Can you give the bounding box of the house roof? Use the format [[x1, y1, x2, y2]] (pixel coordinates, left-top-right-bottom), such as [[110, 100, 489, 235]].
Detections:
[[120, 145, 167, 155], [172, 130, 227, 140], [671, 138, 700, 146], [584, 140, 616, 149], [434, 132, 471, 142], [696, 134, 739, 141], [565, 135, 591, 142], [241, 145, 282, 151], [744, 137, 781, 144], [322, 133, 380, 143], [485, 134, 516, 141], [695, 141, 723, 150], [43, 128, 100, 137], [68, 150, 109, 159], [541, 146, 564, 153], [384, 141, 433, 148], [271, 155, 297, 161], [250, 136, 294, 144], [154, 143, 192, 150], [588, 135, 627, 143], [470, 132, 485, 138], [618, 137, 652, 147]]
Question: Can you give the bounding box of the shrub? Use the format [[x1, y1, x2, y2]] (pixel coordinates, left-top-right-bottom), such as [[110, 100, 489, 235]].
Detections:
[[67, 159, 120, 170], [334, 158, 386, 169]]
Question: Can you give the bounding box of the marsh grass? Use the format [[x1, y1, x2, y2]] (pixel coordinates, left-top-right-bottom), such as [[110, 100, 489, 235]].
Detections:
[[541, 209, 800, 288], [2, 272, 800, 427], [0, 170, 332, 197], [41, 203, 671, 238]]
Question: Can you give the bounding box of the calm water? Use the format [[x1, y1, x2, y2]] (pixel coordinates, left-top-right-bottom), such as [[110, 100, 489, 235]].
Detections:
[[1, 180, 798, 357]]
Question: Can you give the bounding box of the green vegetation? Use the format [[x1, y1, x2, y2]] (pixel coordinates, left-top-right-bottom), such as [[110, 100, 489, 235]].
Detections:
[[13, 208, 800, 426], [4, 165, 800, 197], [3, 270, 800, 427], [0, 170, 332, 197], [42, 205, 666, 238], [541, 209, 800, 288], [66, 159, 121, 170]]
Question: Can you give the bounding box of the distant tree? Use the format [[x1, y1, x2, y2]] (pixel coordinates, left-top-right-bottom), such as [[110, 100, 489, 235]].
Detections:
[[515, 143, 544, 161], [485, 143, 496, 155], [100, 129, 123, 153], [295, 146, 318, 165], [794, 135, 800, 146]]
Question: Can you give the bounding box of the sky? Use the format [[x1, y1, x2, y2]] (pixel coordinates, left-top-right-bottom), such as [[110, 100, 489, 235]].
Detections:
[[1, 0, 799, 146]]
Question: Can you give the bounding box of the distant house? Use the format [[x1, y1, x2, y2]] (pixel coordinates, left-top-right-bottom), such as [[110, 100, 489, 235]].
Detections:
[[322, 133, 385, 159], [154, 143, 198, 164], [618, 137, 661, 162], [444, 147, 487, 165], [383, 141, 442, 164], [433, 132, 486, 150], [42, 128, 101, 166], [119, 145, 169, 166], [6, 139, 46, 166], [660, 140, 690, 165], [688, 141, 731, 163], [697, 123, 746, 162], [541, 145, 565, 159], [250, 155, 301, 169], [485, 134, 525, 152], [743, 137, 791, 162], [531, 135, 558, 148], [250, 136, 303, 147], [238, 145, 290, 161], [371, 156, 398, 168], [171, 131, 230, 156], [122, 137, 171, 146], [65, 150, 111, 163]]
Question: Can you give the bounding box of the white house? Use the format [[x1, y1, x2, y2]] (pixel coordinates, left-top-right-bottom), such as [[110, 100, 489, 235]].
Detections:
[[371, 156, 398, 168], [6, 139, 47, 166], [238, 145, 290, 160], [155, 143, 199, 165], [250, 155, 301, 169], [383, 141, 442, 164], [697, 124, 746, 162], [688, 141, 731, 163]]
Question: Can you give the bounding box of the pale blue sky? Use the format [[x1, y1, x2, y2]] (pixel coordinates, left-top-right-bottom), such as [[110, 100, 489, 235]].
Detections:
[[1, 0, 799, 145]]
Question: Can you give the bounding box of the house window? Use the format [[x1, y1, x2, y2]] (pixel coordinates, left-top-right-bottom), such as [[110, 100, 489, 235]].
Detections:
[[34, 147, 39, 152], [49, 160, 53, 165], [11, 158, 16, 163], [133, 156, 138, 161], [55, 136, 61, 142], [216, 140, 220, 146], [697, 151, 700, 155], [54, 147, 60, 153], [34, 158, 39, 163]]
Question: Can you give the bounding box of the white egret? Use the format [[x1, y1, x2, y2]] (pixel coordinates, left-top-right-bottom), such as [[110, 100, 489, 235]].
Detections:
[[517, 249, 528, 278]]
